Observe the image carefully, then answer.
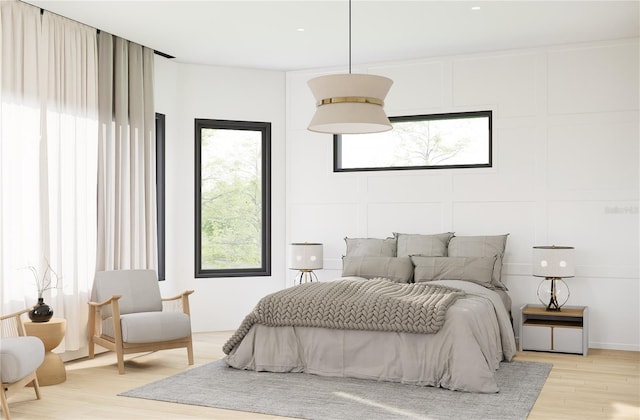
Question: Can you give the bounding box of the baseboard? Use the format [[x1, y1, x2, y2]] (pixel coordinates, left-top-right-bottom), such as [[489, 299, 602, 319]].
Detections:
[[589, 342, 640, 352], [60, 345, 109, 363]]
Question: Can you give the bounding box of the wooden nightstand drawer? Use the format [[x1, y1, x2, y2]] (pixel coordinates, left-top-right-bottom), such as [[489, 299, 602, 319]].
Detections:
[[519, 304, 588, 356]]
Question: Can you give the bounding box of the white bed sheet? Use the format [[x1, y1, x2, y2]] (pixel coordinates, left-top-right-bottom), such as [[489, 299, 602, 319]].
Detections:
[[224, 279, 517, 393]]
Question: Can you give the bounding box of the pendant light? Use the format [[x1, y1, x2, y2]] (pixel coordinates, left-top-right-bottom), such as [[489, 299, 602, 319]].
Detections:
[[307, 0, 393, 134]]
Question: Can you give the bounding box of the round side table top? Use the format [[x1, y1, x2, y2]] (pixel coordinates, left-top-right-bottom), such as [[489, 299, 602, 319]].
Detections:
[[24, 317, 66, 351]]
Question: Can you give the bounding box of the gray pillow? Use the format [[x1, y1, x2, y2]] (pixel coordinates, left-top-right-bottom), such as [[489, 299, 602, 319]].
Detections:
[[394, 232, 454, 257], [411, 256, 496, 288], [447, 234, 509, 290], [344, 237, 397, 257], [342, 256, 413, 283]]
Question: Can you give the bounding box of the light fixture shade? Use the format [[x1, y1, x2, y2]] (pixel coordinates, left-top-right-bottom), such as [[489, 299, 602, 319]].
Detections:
[[307, 74, 393, 134], [289, 243, 323, 270], [532, 246, 575, 278]]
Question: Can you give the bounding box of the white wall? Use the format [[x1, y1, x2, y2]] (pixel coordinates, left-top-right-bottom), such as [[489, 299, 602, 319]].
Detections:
[[285, 38, 640, 351], [153, 38, 638, 350], [154, 58, 287, 332]]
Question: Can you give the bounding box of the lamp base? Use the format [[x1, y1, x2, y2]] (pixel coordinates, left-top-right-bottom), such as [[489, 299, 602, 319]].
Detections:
[[537, 277, 569, 311], [295, 270, 318, 285]]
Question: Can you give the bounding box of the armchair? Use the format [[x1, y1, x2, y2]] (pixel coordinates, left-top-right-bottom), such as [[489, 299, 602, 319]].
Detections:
[[88, 269, 194, 374], [0, 309, 45, 419]]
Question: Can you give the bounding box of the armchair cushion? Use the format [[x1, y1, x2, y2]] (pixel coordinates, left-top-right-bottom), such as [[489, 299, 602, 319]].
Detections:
[[93, 269, 163, 318], [102, 312, 192, 344], [0, 336, 44, 383]]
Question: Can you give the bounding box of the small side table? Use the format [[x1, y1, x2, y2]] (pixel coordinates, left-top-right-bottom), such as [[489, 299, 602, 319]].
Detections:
[[24, 317, 67, 385], [519, 304, 588, 356]]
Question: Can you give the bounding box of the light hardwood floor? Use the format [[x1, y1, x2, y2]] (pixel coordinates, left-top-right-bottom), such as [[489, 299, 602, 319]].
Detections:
[[4, 331, 639, 419]]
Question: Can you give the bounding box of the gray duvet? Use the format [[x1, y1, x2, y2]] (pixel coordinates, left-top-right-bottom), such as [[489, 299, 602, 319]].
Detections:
[[224, 278, 517, 393]]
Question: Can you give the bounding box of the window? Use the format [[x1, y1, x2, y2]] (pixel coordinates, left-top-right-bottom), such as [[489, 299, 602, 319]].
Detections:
[[195, 119, 271, 278], [334, 110, 492, 172], [156, 113, 166, 281]]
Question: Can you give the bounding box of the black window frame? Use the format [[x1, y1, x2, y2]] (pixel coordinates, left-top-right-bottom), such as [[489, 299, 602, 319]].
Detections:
[[334, 110, 492, 172], [194, 118, 272, 278], [156, 113, 166, 281]]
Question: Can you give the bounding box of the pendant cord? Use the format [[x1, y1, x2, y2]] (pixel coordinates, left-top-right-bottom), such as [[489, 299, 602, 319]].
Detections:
[[348, 0, 352, 74]]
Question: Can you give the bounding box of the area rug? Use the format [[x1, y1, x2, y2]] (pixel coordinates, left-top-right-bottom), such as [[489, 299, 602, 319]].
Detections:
[[120, 360, 551, 420]]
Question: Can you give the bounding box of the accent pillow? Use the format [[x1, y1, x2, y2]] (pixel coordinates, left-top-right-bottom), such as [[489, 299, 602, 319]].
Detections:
[[342, 256, 413, 283], [411, 256, 496, 288], [447, 234, 509, 290], [394, 232, 454, 257], [344, 237, 397, 257]]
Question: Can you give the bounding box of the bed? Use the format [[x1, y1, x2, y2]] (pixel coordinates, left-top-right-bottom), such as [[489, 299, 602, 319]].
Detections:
[[223, 233, 517, 393]]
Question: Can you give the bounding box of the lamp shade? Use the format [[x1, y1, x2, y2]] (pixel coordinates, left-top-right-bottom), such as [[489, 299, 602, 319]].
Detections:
[[289, 243, 323, 270], [532, 246, 575, 278], [307, 74, 393, 134]]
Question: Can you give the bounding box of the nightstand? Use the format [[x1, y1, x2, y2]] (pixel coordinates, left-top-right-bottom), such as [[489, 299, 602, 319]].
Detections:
[[519, 304, 588, 356]]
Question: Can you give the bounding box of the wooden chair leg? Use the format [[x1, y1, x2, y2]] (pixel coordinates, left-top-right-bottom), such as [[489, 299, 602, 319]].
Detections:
[[187, 341, 194, 365], [32, 376, 41, 400], [1, 386, 11, 420], [87, 305, 96, 360], [116, 348, 125, 374], [88, 337, 95, 360]]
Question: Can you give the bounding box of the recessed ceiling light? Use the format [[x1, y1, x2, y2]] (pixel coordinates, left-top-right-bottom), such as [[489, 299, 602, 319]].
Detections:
[[297, 28, 305, 32], [471, 6, 481, 11]]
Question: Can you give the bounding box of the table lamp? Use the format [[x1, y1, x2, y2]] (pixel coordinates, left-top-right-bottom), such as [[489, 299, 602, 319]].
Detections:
[[532, 245, 575, 311], [289, 243, 323, 284]]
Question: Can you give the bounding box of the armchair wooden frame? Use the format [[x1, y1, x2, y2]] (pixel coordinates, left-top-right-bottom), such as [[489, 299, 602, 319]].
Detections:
[[88, 290, 195, 374], [1, 309, 42, 420]]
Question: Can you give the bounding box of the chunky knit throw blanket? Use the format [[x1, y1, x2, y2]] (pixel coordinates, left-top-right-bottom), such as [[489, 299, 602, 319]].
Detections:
[[223, 279, 465, 355]]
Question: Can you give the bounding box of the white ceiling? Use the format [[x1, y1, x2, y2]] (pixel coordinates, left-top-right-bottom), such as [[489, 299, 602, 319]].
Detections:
[[24, 1, 640, 71]]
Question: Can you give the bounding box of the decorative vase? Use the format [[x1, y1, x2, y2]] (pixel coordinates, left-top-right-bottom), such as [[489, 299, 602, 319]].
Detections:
[[28, 297, 54, 322]]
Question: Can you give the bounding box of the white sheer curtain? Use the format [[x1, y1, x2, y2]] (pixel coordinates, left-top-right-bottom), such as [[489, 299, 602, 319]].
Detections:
[[41, 11, 98, 351], [96, 31, 157, 272], [0, 0, 98, 352], [0, 0, 43, 311]]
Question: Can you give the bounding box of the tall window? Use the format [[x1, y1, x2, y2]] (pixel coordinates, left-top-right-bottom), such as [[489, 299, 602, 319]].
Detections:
[[195, 119, 271, 278], [335, 110, 492, 172]]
